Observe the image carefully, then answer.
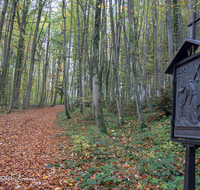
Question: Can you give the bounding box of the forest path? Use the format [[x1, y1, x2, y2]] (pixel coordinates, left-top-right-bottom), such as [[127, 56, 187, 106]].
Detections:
[[0, 105, 70, 190]]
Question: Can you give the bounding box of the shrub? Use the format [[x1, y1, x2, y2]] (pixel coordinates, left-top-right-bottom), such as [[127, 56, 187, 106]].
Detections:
[[151, 85, 172, 116]]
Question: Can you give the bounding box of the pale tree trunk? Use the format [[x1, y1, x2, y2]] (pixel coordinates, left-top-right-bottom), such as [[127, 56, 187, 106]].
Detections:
[[122, 0, 130, 107], [92, 0, 107, 133], [0, 0, 8, 42], [179, 7, 185, 43], [36, 49, 41, 108], [109, 0, 124, 127], [82, 2, 90, 110], [24, 0, 45, 109], [141, 0, 152, 110], [8, 0, 30, 113], [173, 0, 180, 51], [51, 60, 55, 103], [22, 15, 35, 102], [152, 0, 161, 87], [66, 0, 73, 110], [166, 0, 173, 83], [0, 0, 18, 103], [188, 0, 196, 38], [0, 23, 7, 88], [77, 0, 83, 114], [62, 0, 70, 118], [128, 0, 144, 125], [166, 0, 173, 62], [39, 19, 51, 108], [53, 54, 61, 106]]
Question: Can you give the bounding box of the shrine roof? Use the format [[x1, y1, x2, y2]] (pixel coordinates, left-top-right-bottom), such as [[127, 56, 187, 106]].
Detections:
[[165, 38, 200, 74]]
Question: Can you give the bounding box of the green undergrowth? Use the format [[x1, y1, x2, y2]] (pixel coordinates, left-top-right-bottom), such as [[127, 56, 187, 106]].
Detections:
[[54, 108, 200, 189]]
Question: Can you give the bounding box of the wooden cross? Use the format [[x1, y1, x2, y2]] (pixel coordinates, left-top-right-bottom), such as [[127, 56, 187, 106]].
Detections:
[[188, 12, 200, 39]]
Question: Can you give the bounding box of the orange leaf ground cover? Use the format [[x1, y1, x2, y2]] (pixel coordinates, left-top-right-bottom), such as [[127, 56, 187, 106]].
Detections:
[[0, 105, 75, 190]]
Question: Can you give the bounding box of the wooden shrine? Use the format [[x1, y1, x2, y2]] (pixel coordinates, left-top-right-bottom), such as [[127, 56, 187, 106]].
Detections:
[[165, 12, 200, 190]]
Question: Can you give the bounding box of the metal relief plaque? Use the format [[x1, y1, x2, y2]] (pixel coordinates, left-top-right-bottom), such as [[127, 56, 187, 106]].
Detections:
[[175, 58, 200, 139]]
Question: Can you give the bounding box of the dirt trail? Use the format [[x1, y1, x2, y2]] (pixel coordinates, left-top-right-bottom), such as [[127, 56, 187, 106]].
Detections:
[[0, 105, 70, 189]]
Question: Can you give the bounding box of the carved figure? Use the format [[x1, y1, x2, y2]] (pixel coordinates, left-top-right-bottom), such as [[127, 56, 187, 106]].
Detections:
[[187, 77, 199, 125], [177, 82, 186, 124]]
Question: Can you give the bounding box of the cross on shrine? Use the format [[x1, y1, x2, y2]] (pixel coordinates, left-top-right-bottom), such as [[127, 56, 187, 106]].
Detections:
[[188, 12, 200, 39]]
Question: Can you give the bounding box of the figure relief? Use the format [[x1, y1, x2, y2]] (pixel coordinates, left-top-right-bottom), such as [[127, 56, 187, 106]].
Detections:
[[176, 63, 200, 126]]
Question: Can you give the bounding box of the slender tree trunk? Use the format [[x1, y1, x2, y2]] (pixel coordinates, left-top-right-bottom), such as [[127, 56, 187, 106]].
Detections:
[[0, 0, 18, 102], [0, 0, 8, 42], [128, 0, 144, 125], [53, 55, 61, 106], [141, 0, 152, 110], [39, 20, 51, 108], [179, 7, 185, 43], [122, 0, 130, 107], [188, 0, 196, 38], [8, 0, 30, 113], [109, 0, 124, 127], [92, 0, 107, 134], [173, 0, 180, 51], [166, 0, 173, 62], [66, 0, 73, 110], [153, 0, 161, 87], [77, 0, 83, 114], [24, 0, 45, 109], [62, 0, 70, 118]]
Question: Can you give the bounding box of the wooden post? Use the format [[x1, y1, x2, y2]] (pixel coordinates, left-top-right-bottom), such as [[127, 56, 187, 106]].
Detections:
[[183, 144, 198, 190]]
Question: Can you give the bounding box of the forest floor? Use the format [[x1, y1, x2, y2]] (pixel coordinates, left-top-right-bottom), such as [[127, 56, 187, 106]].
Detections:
[[1, 105, 200, 189], [0, 105, 75, 190]]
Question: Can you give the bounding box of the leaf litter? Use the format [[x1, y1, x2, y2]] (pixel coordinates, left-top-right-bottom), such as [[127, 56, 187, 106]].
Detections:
[[0, 105, 76, 190]]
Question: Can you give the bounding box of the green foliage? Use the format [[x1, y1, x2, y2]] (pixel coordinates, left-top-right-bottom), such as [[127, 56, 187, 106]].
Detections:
[[53, 107, 200, 189]]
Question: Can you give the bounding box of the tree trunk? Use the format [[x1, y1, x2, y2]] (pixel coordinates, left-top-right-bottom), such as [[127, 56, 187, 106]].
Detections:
[[153, 0, 161, 87], [77, 0, 83, 114], [0, 0, 8, 42], [109, 0, 124, 127], [0, 0, 18, 103], [128, 0, 144, 125], [92, 0, 107, 134], [166, 0, 173, 62], [141, 0, 152, 110], [8, 0, 30, 113], [122, 0, 130, 107], [24, 0, 45, 109], [173, 0, 180, 51], [39, 20, 51, 108], [53, 54, 61, 106], [62, 0, 70, 118]]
